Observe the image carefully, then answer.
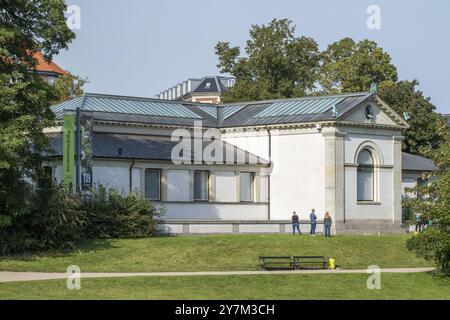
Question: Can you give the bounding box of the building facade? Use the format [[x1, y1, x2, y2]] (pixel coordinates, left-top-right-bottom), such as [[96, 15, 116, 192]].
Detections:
[[45, 91, 434, 235]]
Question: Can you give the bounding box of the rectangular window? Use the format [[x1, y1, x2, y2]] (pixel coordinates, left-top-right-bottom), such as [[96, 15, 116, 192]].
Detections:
[[145, 170, 160, 200], [357, 167, 374, 201], [194, 171, 209, 201], [240, 172, 254, 202]]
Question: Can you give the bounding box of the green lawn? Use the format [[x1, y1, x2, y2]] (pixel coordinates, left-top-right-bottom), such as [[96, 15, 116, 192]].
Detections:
[[0, 234, 430, 272], [1, 273, 449, 300]]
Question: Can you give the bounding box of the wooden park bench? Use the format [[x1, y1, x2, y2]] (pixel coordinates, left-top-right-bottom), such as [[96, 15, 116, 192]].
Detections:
[[258, 256, 294, 270], [259, 255, 329, 270], [292, 256, 328, 270]]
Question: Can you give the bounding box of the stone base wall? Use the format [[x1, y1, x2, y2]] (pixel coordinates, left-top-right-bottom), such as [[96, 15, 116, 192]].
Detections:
[[334, 220, 403, 234], [158, 220, 404, 235]]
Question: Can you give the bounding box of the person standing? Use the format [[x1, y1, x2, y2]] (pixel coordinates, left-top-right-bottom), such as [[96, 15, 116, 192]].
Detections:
[[292, 211, 302, 235], [324, 212, 332, 238], [309, 209, 317, 236], [415, 212, 422, 232]]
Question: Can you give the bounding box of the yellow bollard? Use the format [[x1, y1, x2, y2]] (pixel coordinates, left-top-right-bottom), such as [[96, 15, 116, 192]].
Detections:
[[329, 258, 336, 270]]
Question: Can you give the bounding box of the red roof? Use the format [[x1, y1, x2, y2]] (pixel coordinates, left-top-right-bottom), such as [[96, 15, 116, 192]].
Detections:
[[32, 51, 67, 76]]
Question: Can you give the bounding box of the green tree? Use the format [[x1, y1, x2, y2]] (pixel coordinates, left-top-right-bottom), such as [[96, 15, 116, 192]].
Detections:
[[52, 73, 88, 104], [319, 37, 398, 93], [215, 19, 321, 102], [0, 0, 75, 222], [378, 80, 449, 156], [406, 141, 450, 275]]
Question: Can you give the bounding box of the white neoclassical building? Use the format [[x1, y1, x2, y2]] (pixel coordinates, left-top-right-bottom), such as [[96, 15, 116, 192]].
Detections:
[[44, 91, 434, 234]]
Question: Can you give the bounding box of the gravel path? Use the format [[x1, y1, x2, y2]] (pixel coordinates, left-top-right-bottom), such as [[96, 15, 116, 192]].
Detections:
[[0, 267, 435, 283]]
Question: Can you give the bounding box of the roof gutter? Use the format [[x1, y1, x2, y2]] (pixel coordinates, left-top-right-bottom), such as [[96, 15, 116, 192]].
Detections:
[[265, 126, 272, 221], [129, 158, 136, 193]]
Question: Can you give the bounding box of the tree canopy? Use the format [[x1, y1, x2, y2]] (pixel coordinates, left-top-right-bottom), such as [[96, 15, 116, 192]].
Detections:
[[0, 0, 75, 219], [215, 19, 321, 102], [52, 73, 88, 104], [378, 80, 449, 155], [320, 37, 398, 93]]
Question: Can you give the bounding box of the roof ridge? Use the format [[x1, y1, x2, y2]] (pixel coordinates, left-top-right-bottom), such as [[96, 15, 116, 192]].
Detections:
[[80, 94, 87, 110], [83, 92, 203, 106], [219, 92, 371, 107]]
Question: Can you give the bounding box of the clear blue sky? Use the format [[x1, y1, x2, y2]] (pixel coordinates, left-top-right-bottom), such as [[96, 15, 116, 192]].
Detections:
[[56, 0, 450, 114]]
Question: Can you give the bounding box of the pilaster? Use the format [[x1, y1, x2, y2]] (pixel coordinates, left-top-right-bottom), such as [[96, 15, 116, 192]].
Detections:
[[393, 135, 404, 223], [322, 127, 346, 234]]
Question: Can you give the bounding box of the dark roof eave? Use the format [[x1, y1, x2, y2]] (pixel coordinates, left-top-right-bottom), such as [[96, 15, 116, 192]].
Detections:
[[44, 155, 269, 166]]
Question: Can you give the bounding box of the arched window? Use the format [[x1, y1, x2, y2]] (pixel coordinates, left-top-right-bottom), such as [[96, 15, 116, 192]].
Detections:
[[357, 149, 374, 201]]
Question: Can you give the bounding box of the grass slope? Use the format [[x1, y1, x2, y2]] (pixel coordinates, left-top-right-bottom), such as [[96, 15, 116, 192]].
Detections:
[[0, 234, 429, 272], [1, 273, 449, 300]]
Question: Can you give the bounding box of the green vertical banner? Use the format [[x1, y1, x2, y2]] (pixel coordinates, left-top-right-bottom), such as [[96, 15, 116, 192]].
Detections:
[[62, 114, 75, 188]]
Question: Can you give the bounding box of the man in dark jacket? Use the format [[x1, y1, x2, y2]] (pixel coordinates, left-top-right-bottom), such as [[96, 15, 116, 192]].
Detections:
[[292, 211, 302, 235]]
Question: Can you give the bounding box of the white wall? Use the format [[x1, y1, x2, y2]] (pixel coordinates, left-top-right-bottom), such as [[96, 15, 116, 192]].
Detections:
[[93, 162, 130, 194], [223, 132, 270, 161], [224, 130, 325, 220], [166, 170, 190, 201], [259, 174, 269, 202], [162, 202, 268, 220], [215, 171, 237, 202], [131, 168, 140, 193], [269, 132, 325, 220]]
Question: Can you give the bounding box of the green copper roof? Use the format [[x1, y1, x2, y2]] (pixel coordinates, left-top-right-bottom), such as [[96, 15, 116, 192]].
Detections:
[[197, 105, 218, 118], [223, 105, 245, 119], [254, 96, 345, 118], [52, 93, 202, 119], [50, 92, 393, 128]]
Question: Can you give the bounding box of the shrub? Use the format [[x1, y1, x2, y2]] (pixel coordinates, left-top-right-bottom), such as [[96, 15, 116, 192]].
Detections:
[[0, 183, 163, 254], [401, 194, 415, 228], [406, 142, 450, 275], [82, 185, 163, 239], [0, 186, 85, 254], [407, 228, 450, 275]]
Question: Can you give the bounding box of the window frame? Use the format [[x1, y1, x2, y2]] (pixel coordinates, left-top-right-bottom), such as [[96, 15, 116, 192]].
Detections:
[[145, 169, 161, 201], [193, 170, 210, 202], [239, 172, 254, 202], [356, 149, 376, 202]]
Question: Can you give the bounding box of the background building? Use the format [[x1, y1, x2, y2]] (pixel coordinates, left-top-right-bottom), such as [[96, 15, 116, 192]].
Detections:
[[155, 76, 235, 104], [30, 51, 67, 85]]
